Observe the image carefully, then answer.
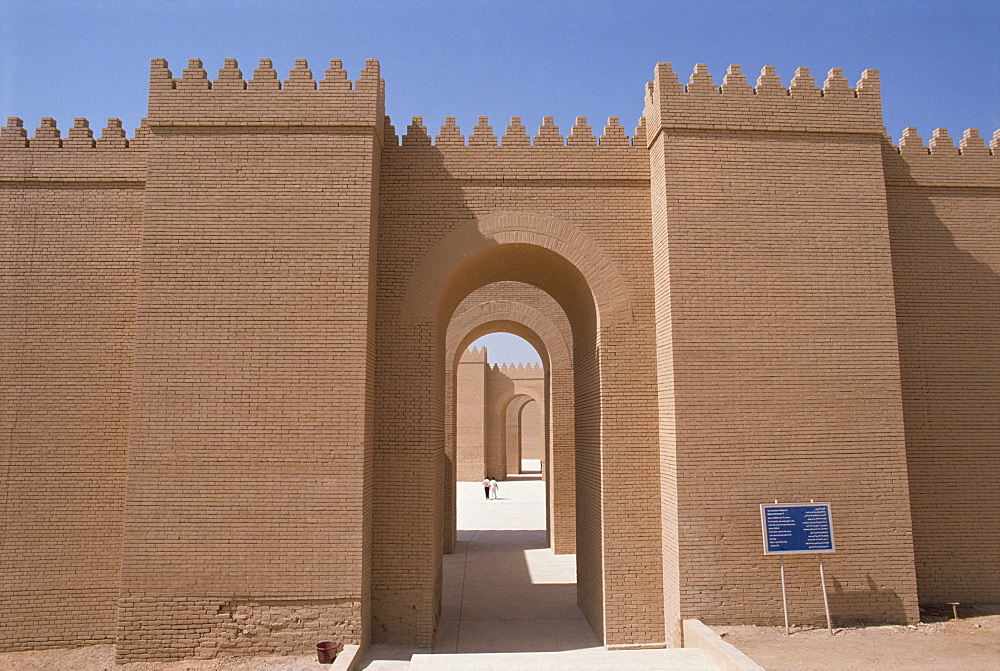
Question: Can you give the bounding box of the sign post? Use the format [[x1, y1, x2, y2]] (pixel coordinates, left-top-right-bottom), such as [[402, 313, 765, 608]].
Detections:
[[760, 502, 836, 634]]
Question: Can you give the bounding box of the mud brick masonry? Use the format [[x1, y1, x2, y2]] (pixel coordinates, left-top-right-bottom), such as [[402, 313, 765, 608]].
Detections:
[[1, 56, 998, 662]]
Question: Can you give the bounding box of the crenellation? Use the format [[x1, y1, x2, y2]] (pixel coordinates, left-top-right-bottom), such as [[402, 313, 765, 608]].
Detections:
[[145, 57, 385, 129], [645, 62, 885, 135], [64, 118, 96, 149], [502, 116, 531, 146], [1, 52, 997, 662], [436, 117, 464, 147], [468, 116, 498, 147], [789, 66, 820, 97], [720, 64, 752, 96], [822, 67, 853, 96], [0, 117, 28, 148], [686, 63, 717, 95], [534, 116, 564, 146], [654, 62, 685, 96], [600, 117, 629, 147], [130, 118, 151, 150], [856, 68, 880, 96], [886, 125, 1000, 186], [177, 58, 210, 90], [97, 118, 128, 149], [248, 58, 281, 90], [898, 126, 928, 155], [355, 58, 381, 92], [959, 128, 991, 157], [383, 115, 399, 146], [567, 116, 596, 146], [403, 116, 432, 146], [212, 58, 246, 90], [397, 115, 641, 148], [31, 117, 62, 148], [632, 116, 647, 147], [754, 65, 786, 96], [929, 128, 960, 156], [322, 59, 352, 91], [460, 346, 488, 363], [283, 58, 317, 91], [149, 57, 174, 90]]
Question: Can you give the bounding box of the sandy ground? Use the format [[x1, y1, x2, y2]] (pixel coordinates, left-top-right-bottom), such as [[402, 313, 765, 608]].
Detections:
[[4, 608, 999, 670], [713, 604, 1000, 671], [0, 646, 321, 671]]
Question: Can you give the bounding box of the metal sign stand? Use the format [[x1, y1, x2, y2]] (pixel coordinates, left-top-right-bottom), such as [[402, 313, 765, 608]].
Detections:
[[818, 554, 832, 634], [763, 499, 836, 636], [811, 498, 833, 635], [776, 500, 790, 635], [779, 555, 790, 635]]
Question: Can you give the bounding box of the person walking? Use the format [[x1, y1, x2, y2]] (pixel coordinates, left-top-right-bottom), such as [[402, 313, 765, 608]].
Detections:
[[483, 477, 491, 500], [490, 477, 499, 500]]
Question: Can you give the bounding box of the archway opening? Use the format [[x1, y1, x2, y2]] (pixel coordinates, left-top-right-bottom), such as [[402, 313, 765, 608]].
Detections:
[[466, 332, 545, 477], [429, 243, 603, 652]]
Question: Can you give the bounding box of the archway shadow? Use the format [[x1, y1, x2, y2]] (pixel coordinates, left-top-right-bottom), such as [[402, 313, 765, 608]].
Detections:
[[434, 481, 600, 653]]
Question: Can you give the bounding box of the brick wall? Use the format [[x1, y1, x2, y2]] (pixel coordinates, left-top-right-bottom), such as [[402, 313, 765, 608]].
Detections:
[[455, 347, 488, 481], [884, 129, 1000, 603], [0, 137, 144, 649], [646, 63, 919, 634], [115, 58, 383, 660], [2, 56, 997, 660], [378, 125, 661, 645]]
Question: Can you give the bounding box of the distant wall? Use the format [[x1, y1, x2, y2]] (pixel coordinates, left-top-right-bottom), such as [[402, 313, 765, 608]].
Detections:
[[884, 128, 1000, 603], [0, 127, 145, 650]]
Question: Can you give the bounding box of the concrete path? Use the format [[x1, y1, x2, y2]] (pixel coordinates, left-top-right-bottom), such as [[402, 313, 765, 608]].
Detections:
[[359, 475, 717, 670]]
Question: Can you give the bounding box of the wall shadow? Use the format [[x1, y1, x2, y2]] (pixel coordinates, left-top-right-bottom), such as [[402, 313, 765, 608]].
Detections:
[[885, 145, 1000, 605]]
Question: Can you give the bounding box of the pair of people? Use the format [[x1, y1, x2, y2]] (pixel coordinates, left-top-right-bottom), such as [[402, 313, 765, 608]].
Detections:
[[482, 476, 499, 500]]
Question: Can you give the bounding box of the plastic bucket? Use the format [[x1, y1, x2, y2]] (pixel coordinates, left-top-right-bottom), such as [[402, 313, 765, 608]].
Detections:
[[316, 640, 339, 664]]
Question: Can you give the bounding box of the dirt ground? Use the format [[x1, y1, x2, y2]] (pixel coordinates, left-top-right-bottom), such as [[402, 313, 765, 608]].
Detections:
[[0, 647, 320, 671], [713, 604, 1000, 671], [2, 606, 999, 670]]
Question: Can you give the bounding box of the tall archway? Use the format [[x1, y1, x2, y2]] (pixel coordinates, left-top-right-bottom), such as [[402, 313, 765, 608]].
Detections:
[[374, 212, 662, 648], [435, 242, 609, 637], [506, 393, 543, 472]]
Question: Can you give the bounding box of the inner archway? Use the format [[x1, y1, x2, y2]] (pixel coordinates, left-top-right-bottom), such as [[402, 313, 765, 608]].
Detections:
[[433, 242, 606, 641], [439, 286, 595, 653], [443, 285, 576, 556]]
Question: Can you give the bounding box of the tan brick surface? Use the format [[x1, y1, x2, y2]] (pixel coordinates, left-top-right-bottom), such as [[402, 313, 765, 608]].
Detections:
[[646, 63, 919, 636], [883, 134, 1000, 603], [1, 57, 998, 661]]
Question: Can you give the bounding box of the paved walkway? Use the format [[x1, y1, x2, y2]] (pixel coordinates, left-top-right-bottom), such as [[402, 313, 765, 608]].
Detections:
[[359, 475, 717, 670]]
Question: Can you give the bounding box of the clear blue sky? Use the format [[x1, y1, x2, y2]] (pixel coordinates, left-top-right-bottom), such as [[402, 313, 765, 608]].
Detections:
[[2, 0, 997, 364], [2, 0, 997, 143]]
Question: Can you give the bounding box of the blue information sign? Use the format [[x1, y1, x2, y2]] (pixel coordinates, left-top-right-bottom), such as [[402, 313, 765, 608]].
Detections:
[[760, 503, 835, 555]]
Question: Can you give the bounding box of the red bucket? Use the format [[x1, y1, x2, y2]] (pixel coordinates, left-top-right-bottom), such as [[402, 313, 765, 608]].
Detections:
[[316, 640, 340, 664]]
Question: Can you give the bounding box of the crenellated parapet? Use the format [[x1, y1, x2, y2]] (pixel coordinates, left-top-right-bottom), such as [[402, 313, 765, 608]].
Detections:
[[492, 362, 544, 379], [884, 126, 1000, 187], [146, 57, 385, 134], [460, 346, 488, 363], [1, 116, 148, 181], [642, 62, 885, 142], [387, 114, 643, 148], [1, 116, 148, 150]]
